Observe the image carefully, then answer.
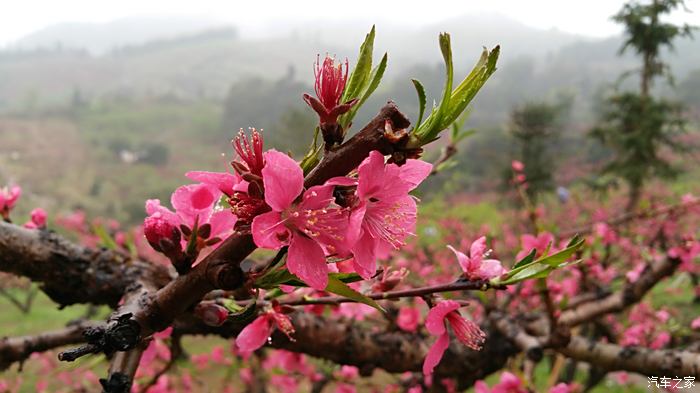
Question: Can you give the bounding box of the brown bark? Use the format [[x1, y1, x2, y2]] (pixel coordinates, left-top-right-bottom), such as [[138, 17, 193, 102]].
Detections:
[[174, 311, 518, 389], [0, 222, 171, 307], [559, 256, 680, 327], [559, 335, 700, 377], [0, 321, 99, 370]]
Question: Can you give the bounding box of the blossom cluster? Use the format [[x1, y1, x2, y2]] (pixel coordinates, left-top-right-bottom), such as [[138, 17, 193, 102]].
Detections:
[[143, 130, 433, 289]]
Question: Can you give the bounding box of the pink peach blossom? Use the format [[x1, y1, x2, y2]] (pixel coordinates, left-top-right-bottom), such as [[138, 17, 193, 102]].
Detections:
[[346, 151, 432, 279], [422, 300, 485, 376], [397, 306, 421, 333], [252, 149, 348, 290], [236, 307, 294, 354], [448, 236, 505, 281], [0, 185, 21, 219]]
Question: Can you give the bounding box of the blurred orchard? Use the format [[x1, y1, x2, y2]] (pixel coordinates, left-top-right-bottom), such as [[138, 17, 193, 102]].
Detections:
[[0, 1, 699, 393]]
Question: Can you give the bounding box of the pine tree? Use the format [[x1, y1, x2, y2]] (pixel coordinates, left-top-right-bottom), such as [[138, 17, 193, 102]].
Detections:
[[590, 0, 694, 211]]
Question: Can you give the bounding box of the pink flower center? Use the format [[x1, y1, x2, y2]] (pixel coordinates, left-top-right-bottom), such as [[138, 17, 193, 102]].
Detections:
[[190, 187, 216, 210], [363, 199, 415, 249], [234, 129, 265, 176]]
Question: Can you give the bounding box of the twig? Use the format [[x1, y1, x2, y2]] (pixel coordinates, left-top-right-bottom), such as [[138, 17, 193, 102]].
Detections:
[[559, 198, 700, 238], [277, 279, 501, 306], [0, 321, 99, 370]]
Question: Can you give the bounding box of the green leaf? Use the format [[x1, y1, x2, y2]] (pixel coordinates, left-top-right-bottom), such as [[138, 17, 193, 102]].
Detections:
[[340, 52, 388, 128], [453, 129, 476, 144], [93, 224, 118, 250], [494, 236, 585, 285], [325, 276, 385, 312], [224, 299, 258, 325], [534, 238, 585, 267], [442, 46, 499, 127], [412, 78, 427, 126], [253, 268, 297, 289], [341, 25, 375, 103], [411, 40, 499, 148], [359, 53, 387, 105], [566, 234, 582, 248], [254, 268, 364, 289], [512, 248, 537, 270], [419, 33, 454, 141]]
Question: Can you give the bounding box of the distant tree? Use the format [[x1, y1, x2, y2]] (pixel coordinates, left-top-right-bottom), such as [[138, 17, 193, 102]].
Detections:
[[272, 107, 317, 156], [590, 0, 694, 211], [509, 101, 567, 202]]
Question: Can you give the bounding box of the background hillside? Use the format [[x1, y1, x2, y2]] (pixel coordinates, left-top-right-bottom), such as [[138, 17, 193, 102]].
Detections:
[[1, 14, 699, 225]]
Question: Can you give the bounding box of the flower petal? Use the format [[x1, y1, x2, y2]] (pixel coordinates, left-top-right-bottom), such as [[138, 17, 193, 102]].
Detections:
[[288, 233, 328, 290], [422, 332, 450, 377], [251, 211, 289, 249], [425, 300, 461, 336], [171, 183, 219, 226], [399, 158, 433, 192], [299, 184, 335, 210], [447, 245, 472, 274], [478, 259, 506, 280], [186, 171, 239, 195], [470, 236, 488, 260], [357, 151, 386, 200], [351, 230, 377, 279], [446, 312, 486, 350], [262, 150, 303, 212], [207, 210, 236, 240], [235, 315, 272, 353]]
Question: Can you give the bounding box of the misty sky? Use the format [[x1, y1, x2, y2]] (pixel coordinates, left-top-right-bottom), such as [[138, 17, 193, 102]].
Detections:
[[1, 0, 698, 46]]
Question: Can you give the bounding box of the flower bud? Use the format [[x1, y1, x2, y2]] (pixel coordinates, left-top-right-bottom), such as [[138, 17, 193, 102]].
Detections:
[[144, 212, 181, 252], [372, 267, 409, 292], [511, 160, 525, 172], [194, 302, 229, 327], [0, 185, 21, 220], [24, 207, 48, 229], [30, 208, 47, 228]]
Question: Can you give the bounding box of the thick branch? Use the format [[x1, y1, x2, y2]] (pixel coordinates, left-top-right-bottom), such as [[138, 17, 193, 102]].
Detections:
[[174, 311, 517, 389], [491, 313, 543, 361], [559, 335, 700, 377], [0, 222, 171, 307], [559, 256, 680, 327]]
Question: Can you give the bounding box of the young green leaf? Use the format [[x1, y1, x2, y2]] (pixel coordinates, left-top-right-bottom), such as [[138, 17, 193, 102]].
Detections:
[[341, 25, 375, 103], [340, 51, 388, 128], [325, 276, 385, 312], [412, 79, 427, 127], [93, 224, 118, 250], [512, 248, 537, 270], [493, 236, 585, 285]]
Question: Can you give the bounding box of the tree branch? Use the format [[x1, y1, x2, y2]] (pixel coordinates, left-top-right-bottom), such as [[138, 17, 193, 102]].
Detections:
[[0, 222, 171, 307], [0, 321, 99, 370], [559, 256, 681, 327], [276, 279, 501, 306], [558, 335, 700, 377]]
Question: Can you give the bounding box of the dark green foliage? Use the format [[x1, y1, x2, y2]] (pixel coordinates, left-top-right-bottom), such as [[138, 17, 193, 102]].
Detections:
[[509, 101, 567, 202], [590, 0, 694, 210], [614, 0, 694, 93], [590, 93, 687, 192]]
